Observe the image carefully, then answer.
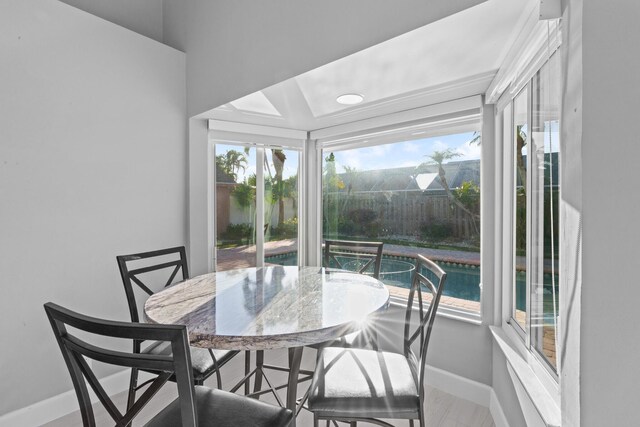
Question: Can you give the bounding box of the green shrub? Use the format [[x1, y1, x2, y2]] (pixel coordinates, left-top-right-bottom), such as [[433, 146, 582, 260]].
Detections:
[[221, 223, 253, 242], [271, 217, 298, 238], [420, 221, 453, 240]]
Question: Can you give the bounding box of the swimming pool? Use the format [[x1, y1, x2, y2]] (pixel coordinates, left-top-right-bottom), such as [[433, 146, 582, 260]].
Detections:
[[266, 251, 485, 305]]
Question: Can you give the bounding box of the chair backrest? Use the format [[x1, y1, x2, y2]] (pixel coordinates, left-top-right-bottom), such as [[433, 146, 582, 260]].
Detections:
[[323, 240, 384, 279], [403, 254, 447, 402], [117, 246, 189, 323], [44, 302, 198, 427]]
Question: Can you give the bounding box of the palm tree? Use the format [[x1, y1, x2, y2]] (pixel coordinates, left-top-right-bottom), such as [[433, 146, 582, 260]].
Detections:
[[215, 150, 247, 182], [224, 149, 248, 181], [426, 148, 479, 235]]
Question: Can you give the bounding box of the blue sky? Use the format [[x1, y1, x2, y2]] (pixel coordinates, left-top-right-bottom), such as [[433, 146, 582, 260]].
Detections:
[[329, 132, 479, 172], [217, 131, 479, 183]]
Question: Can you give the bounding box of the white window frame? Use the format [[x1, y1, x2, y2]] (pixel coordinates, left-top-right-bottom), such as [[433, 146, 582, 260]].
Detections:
[[493, 18, 562, 412]]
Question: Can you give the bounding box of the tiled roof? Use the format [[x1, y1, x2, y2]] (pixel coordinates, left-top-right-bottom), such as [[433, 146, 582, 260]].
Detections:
[[337, 159, 480, 193]]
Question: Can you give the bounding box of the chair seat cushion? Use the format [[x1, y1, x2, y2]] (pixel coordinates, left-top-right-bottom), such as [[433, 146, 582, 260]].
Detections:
[[308, 347, 420, 418], [143, 341, 236, 381], [144, 386, 293, 427]]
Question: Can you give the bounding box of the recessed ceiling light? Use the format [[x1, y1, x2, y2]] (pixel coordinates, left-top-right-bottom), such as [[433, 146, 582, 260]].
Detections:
[[336, 93, 364, 105]]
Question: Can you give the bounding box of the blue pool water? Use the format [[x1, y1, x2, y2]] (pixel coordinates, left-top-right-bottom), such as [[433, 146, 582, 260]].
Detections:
[[265, 252, 558, 313], [266, 252, 484, 304]]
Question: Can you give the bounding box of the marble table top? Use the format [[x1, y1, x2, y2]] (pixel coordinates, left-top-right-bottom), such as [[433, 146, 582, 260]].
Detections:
[[144, 266, 390, 350]]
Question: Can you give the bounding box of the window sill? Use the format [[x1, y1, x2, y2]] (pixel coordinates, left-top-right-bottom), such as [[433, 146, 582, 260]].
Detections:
[[388, 285, 482, 325], [490, 326, 561, 427]]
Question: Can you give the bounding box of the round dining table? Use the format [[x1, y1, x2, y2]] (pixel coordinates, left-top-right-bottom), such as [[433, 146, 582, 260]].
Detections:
[[143, 265, 390, 424]]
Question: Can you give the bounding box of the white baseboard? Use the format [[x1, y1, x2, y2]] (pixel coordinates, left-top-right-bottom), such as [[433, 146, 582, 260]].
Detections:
[[490, 388, 510, 427], [0, 369, 152, 427], [424, 364, 492, 407], [425, 364, 511, 427]]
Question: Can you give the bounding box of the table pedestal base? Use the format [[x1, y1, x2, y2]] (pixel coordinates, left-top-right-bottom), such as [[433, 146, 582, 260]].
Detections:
[[230, 347, 311, 426]]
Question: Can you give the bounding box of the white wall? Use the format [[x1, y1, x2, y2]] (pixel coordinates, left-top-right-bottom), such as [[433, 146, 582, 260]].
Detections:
[[0, 0, 186, 416], [165, 0, 487, 117], [58, 0, 164, 43], [580, 1, 640, 425]]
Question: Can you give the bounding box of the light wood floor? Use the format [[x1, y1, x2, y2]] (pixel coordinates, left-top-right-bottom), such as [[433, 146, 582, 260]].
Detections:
[[43, 349, 494, 427]]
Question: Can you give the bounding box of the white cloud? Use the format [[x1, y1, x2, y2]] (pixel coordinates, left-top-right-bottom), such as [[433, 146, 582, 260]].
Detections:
[[402, 141, 421, 153], [455, 142, 481, 161], [370, 144, 392, 157], [335, 150, 363, 170], [431, 140, 450, 152]]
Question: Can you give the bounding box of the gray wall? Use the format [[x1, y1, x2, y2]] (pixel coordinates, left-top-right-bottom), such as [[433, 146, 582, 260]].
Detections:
[[581, 0, 640, 425], [0, 0, 186, 415], [58, 0, 164, 43], [166, 0, 486, 117]]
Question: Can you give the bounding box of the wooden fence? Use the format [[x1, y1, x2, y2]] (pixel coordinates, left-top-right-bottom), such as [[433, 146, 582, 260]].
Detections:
[[325, 191, 477, 240]]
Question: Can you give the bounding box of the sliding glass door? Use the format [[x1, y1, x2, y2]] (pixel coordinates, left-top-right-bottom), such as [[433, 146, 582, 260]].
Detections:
[[213, 143, 300, 271]]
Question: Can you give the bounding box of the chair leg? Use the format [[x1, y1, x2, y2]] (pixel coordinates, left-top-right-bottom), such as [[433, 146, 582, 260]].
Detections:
[[409, 420, 415, 427], [244, 350, 251, 395], [127, 368, 138, 411], [215, 368, 223, 389], [254, 350, 264, 398], [208, 349, 223, 389], [313, 413, 319, 427]]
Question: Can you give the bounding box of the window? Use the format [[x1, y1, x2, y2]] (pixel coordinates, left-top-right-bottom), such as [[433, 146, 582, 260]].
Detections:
[[213, 143, 300, 271], [505, 51, 561, 373], [512, 87, 528, 331], [530, 53, 560, 370], [321, 131, 482, 313]]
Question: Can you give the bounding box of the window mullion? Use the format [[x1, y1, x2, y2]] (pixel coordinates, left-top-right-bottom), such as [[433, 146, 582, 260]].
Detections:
[[525, 82, 533, 349], [256, 147, 265, 267]]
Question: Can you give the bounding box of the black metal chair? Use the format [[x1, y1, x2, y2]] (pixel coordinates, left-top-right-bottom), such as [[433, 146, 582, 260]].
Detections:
[[291, 240, 387, 414], [308, 254, 447, 427], [44, 302, 293, 427], [116, 246, 239, 409], [324, 240, 384, 279], [319, 240, 385, 349]]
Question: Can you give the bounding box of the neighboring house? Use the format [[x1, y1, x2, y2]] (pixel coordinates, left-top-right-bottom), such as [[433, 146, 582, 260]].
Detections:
[[336, 159, 481, 194], [327, 160, 481, 238], [215, 167, 238, 237]]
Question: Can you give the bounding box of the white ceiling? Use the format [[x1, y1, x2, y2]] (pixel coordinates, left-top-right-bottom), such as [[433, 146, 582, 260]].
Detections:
[[208, 0, 535, 132]]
